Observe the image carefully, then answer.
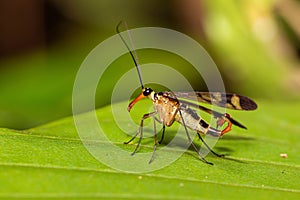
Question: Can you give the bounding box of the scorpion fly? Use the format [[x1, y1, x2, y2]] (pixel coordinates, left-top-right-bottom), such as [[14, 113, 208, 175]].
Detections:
[[116, 22, 257, 165]]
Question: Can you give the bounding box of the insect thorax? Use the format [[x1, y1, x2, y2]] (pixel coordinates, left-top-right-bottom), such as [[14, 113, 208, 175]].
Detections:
[[152, 93, 179, 127]]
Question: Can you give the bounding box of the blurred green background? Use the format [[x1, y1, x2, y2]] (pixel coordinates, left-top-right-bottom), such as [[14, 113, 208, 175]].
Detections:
[[0, 0, 299, 129]]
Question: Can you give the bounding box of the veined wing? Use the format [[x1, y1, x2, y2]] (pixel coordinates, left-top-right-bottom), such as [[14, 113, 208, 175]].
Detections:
[[161, 91, 256, 129], [172, 92, 257, 110]]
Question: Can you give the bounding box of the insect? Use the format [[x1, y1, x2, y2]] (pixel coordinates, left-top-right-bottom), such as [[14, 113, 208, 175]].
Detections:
[[116, 22, 257, 165]]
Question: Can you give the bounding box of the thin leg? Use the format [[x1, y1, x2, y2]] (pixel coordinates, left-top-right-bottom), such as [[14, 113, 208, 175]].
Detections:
[[153, 117, 165, 144], [124, 131, 139, 145], [149, 115, 158, 164], [197, 133, 224, 157], [158, 125, 166, 144], [178, 109, 213, 165], [154, 116, 162, 124], [124, 111, 157, 156]]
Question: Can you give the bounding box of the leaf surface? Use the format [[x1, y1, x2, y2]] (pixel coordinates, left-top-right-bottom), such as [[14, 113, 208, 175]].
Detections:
[[0, 100, 299, 199]]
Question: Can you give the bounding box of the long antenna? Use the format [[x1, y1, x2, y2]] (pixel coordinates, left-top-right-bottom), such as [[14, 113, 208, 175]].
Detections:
[[116, 21, 144, 89]]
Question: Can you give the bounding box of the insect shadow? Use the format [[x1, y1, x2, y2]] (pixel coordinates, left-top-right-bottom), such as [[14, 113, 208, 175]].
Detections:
[[141, 127, 250, 164], [221, 134, 256, 141]]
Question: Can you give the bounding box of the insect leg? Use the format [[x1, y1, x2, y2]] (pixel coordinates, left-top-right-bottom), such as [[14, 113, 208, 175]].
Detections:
[[124, 111, 157, 156], [152, 117, 165, 144], [158, 125, 166, 144], [149, 115, 158, 164], [124, 131, 139, 145], [197, 133, 224, 157], [178, 109, 213, 165]]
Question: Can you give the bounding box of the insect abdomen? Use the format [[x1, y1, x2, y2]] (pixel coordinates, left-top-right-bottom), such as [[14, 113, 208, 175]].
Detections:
[[175, 105, 221, 137]]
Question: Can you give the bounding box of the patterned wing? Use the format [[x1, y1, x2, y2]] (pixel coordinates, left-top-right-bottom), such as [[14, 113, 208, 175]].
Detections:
[[172, 92, 257, 110]]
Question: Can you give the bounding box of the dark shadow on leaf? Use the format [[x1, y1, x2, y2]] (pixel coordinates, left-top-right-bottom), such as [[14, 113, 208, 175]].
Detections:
[[185, 149, 247, 164], [221, 135, 256, 141], [214, 146, 233, 155], [128, 127, 251, 165]]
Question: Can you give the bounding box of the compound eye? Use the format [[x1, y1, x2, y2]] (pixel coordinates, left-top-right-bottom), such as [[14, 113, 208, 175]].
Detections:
[[143, 88, 153, 96]]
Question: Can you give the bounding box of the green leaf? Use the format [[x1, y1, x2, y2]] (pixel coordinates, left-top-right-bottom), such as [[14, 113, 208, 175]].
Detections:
[[0, 100, 299, 199]]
